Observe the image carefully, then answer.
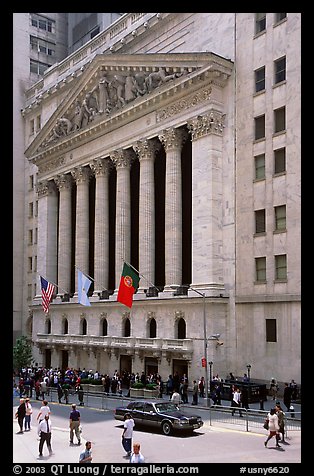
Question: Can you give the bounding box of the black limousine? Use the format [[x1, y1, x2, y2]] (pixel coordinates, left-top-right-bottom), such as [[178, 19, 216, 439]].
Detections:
[[114, 400, 204, 435]]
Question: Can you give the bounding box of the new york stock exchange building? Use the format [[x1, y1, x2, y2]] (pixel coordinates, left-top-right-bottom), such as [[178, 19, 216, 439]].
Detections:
[[22, 13, 301, 385]]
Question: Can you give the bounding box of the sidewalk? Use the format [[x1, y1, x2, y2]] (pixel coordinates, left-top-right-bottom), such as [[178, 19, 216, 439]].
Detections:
[[13, 422, 86, 463]]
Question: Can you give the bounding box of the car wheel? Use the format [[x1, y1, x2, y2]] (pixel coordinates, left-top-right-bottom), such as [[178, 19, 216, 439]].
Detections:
[[161, 420, 172, 436]]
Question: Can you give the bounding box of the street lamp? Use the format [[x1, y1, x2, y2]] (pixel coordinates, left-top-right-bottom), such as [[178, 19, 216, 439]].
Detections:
[[171, 285, 209, 406], [246, 364, 251, 381], [208, 361, 213, 392]]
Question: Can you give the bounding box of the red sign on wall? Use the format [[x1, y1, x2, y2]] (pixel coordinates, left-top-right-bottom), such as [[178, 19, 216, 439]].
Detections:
[[201, 357, 206, 368]]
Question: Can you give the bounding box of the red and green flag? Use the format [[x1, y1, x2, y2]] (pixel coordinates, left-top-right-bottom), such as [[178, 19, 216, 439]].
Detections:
[[117, 262, 140, 308]]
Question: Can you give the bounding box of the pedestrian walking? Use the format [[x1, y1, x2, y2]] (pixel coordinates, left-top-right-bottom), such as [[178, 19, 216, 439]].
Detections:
[[264, 408, 281, 448], [275, 403, 286, 443], [24, 398, 33, 431], [57, 383, 63, 403], [69, 404, 81, 445], [122, 413, 135, 457], [192, 380, 198, 405], [283, 382, 292, 412], [76, 383, 85, 406], [269, 378, 279, 401], [171, 388, 181, 405], [38, 414, 53, 457], [79, 441, 92, 463], [130, 442, 145, 463], [37, 400, 51, 423], [231, 387, 243, 417], [15, 398, 26, 433]]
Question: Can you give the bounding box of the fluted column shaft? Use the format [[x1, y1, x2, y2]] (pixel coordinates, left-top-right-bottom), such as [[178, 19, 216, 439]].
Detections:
[[54, 174, 72, 295], [90, 158, 111, 293], [111, 149, 133, 289], [187, 111, 225, 291], [71, 166, 91, 289], [36, 180, 58, 295], [133, 140, 159, 290], [159, 128, 187, 289]]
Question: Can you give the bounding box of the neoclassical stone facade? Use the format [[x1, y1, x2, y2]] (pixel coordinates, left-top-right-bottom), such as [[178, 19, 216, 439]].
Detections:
[[21, 13, 301, 385]]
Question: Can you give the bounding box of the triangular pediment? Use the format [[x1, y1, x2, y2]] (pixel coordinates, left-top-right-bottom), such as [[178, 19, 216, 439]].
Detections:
[[25, 52, 233, 161]]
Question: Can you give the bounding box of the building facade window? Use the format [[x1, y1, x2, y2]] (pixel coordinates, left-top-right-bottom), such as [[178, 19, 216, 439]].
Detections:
[[255, 13, 266, 34], [30, 35, 56, 56], [274, 107, 286, 133], [274, 56, 286, 84], [255, 115, 265, 140], [30, 13, 55, 33], [274, 148, 286, 174], [266, 319, 277, 342], [28, 202, 34, 218], [177, 318, 186, 339], [275, 254, 287, 280], [254, 154, 265, 180], [28, 229, 33, 245], [255, 257, 266, 282], [255, 66, 265, 92], [274, 205, 286, 231], [62, 319, 69, 334], [28, 256, 33, 272], [255, 209, 266, 234], [30, 119, 35, 135], [124, 318, 131, 337], [149, 318, 157, 338], [101, 318, 108, 336], [29, 174, 34, 190], [275, 13, 287, 23], [81, 318, 87, 335], [30, 59, 52, 76]]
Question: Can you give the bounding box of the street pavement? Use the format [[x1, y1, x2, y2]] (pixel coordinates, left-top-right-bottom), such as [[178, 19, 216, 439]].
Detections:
[[12, 397, 302, 465]]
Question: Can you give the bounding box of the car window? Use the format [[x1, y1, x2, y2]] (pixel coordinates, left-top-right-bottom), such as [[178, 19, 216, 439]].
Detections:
[[132, 402, 144, 411], [143, 403, 155, 413], [156, 403, 179, 412]]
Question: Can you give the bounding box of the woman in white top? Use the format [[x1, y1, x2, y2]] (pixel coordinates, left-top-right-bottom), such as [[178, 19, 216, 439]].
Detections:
[[264, 407, 281, 448]]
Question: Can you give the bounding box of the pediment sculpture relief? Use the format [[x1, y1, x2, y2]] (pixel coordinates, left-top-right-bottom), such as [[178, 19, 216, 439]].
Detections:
[[42, 67, 189, 149]]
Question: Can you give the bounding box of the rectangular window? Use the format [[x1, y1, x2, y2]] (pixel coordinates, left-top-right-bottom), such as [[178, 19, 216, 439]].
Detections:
[[28, 256, 33, 272], [29, 175, 34, 190], [30, 59, 52, 76], [255, 257, 266, 282], [275, 13, 287, 23], [28, 202, 34, 218], [31, 14, 55, 33], [255, 209, 266, 234], [274, 205, 286, 231], [255, 66, 265, 92], [255, 115, 265, 140], [266, 319, 277, 342], [255, 154, 265, 180], [28, 229, 33, 245], [274, 148, 286, 174], [34, 228, 38, 244], [36, 115, 41, 131], [30, 119, 35, 135], [255, 13, 266, 34], [275, 254, 287, 280], [274, 56, 286, 84], [35, 202, 38, 217], [274, 107, 286, 133], [28, 284, 33, 300]]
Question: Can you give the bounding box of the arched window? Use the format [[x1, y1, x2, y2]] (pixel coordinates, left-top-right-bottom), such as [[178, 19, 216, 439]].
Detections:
[[81, 318, 87, 335], [45, 318, 51, 334], [62, 318, 68, 334], [101, 318, 108, 336], [149, 318, 157, 338], [177, 318, 186, 339], [124, 318, 131, 337]]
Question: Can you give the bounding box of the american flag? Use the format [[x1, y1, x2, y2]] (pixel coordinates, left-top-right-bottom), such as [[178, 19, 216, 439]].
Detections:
[[40, 276, 55, 313]]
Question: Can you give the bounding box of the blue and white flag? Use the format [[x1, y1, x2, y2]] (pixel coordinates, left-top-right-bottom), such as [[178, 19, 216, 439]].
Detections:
[[77, 269, 92, 306]]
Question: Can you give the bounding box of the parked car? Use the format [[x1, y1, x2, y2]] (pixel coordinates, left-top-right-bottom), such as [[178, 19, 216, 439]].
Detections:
[[114, 400, 204, 435]]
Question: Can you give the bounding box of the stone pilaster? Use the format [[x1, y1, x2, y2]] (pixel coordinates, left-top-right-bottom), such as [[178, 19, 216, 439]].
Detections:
[[90, 158, 111, 294], [133, 139, 160, 292], [111, 149, 134, 289], [158, 128, 187, 291], [54, 174, 73, 295], [187, 110, 225, 293], [71, 166, 92, 289], [36, 180, 58, 296]]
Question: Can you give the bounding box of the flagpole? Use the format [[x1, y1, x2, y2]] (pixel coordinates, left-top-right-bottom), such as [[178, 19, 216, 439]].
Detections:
[[122, 258, 160, 293], [38, 273, 68, 294]]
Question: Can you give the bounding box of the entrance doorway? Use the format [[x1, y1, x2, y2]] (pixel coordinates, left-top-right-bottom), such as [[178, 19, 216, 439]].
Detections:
[[61, 350, 68, 370], [145, 357, 158, 376], [45, 349, 51, 369], [173, 359, 188, 381]]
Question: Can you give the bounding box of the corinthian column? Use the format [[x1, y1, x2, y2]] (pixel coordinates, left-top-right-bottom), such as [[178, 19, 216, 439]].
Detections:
[[90, 158, 111, 294], [158, 128, 187, 291], [54, 174, 73, 296], [111, 149, 134, 289], [71, 166, 91, 290], [187, 110, 225, 294], [133, 139, 160, 292], [36, 180, 58, 296]]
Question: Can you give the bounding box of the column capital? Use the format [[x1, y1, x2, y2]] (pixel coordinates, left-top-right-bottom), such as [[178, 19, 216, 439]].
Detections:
[[89, 157, 112, 176], [187, 110, 225, 140], [71, 165, 92, 184], [54, 173, 73, 190], [133, 138, 161, 161], [158, 127, 188, 152], [110, 149, 134, 169], [36, 179, 57, 197]]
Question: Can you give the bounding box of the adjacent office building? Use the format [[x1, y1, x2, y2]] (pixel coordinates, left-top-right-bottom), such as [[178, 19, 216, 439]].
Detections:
[[14, 13, 301, 384]]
